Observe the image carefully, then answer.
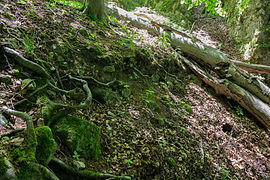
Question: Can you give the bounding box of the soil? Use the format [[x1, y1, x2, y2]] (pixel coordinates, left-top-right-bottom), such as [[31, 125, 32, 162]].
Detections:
[[0, 0, 270, 179]]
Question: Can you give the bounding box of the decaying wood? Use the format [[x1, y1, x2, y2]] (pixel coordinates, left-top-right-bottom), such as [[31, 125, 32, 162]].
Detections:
[[107, 4, 270, 129], [231, 60, 270, 74], [183, 58, 270, 129]]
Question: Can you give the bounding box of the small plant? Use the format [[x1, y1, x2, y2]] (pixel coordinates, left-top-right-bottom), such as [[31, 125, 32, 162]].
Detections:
[[144, 90, 155, 104], [72, 151, 80, 161], [105, 157, 111, 163], [118, 37, 127, 46], [220, 168, 230, 180], [159, 140, 168, 147], [124, 159, 134, 167], [235, 105, 244, 116], [158, 32, 170, 48], [22, 33, 35, 58], [193, 162, 197, 170], [90, 32, 97, 39], [182, 127, 188, 134], [108, 16, 118, 23], [18, 0, 26, 4], [91, 20, 97, 25]]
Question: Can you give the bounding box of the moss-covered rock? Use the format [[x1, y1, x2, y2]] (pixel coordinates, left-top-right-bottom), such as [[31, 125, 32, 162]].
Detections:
[[35, 126, 56, 166], [52, 116, 101, 160], [0, 154, 8, 176], [0, 153, 17, 180], [5, 144, 36, 179]]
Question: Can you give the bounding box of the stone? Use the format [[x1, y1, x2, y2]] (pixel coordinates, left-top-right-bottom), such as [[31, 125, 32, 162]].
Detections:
[[52, 116, 101, 160], [121, 88, 131, 98], [224, 0, 270, 65], [0, 154, 17, 180], [79, 28, 89, 38], [73, 160, 86, 170], [35, 126, 56, 166], [103, 65, 115, 73]]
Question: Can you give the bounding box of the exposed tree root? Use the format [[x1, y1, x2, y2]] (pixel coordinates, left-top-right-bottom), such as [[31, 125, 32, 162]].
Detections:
[[0, 106, 37, 152], [1, 46, 50, 78], [78, 76, 116, 87], [50, 157, 131, 180]]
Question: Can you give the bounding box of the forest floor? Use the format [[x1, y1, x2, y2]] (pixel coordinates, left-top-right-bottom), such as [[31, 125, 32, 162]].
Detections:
[[0, 0, 270, 179]]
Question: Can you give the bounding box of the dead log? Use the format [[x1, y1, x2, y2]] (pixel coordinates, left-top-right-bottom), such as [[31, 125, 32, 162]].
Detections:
[[183, 58, 270, 129], [231, 60, 270, 74], [107, 4, 270, 129]]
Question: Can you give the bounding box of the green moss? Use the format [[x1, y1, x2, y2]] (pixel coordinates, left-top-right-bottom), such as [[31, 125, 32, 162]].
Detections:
[[53, 116, 101, 160], [0, 154, 8, 176], [9, 146, 36, 179], [16, 161, 37, 178], [34, 126, 56, 165], [80, 170, 100, 177]]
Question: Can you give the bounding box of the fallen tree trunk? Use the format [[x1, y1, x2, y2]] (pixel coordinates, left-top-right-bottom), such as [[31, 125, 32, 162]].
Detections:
[[183, 58, 270, 129], [107, 4, 270, 129]]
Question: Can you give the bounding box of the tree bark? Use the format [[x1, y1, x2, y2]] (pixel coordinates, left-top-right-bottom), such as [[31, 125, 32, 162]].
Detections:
[[83, 0, 105, 19]]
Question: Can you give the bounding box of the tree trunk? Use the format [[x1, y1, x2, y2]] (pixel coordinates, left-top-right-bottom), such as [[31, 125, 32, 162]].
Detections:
[[83, 0, 104, 19], [107, 4, 270, 129]]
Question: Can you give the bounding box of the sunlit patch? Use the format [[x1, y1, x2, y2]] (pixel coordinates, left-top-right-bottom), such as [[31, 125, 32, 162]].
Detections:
[[185, 82, 270, 179]]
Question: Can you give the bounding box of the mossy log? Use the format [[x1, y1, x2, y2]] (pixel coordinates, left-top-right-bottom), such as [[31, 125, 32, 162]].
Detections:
[[107, 4, 270, 129]]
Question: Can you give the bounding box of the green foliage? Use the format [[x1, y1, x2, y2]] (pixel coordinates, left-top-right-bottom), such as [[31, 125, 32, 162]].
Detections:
[[22, 33, 35, 58], [0, 154, 8, 176], [45, 0, 56, 10], [158, 32, 170, 48], [259, 43, 270, 48], [220, 168, 230, 180], [73, 151, 81, 161], [235, 105, 244, 116], [124, 159, 134, 167], [108, 16, 118, 23], [112, 0, 146, 11], [105, 157, 111, 163], [144, 90, 155, 103], [239, 0, 250, 10], [159, 140, 168, 147], [55, 0, 83, 9], [161, 95, 193, 115]]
